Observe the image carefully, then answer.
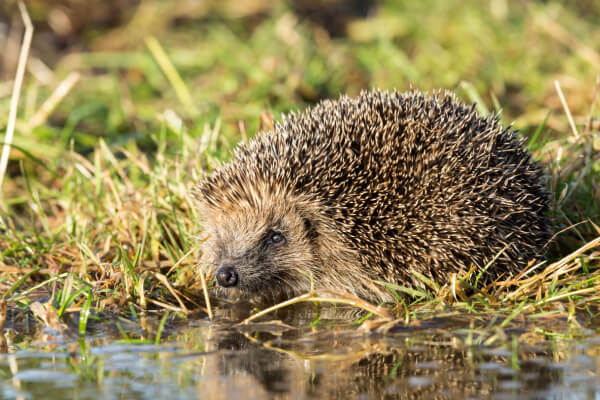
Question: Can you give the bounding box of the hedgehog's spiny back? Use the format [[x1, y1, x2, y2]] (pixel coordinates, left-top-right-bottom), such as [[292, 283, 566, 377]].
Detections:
[[198, 89, 550, 294]]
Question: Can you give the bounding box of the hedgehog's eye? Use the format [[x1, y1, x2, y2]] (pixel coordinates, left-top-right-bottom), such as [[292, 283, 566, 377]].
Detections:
[[265, 230, 286, 247]]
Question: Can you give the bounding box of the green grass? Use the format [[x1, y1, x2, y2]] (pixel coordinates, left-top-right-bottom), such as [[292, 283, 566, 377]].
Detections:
[[0, 0, 599, 341]]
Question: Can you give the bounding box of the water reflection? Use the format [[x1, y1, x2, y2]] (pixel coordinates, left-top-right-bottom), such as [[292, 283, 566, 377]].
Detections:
[[1, 304, 599, 399]]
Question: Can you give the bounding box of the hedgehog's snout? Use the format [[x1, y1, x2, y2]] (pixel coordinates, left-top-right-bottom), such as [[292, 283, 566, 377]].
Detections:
[[216, 264, 239, 288]]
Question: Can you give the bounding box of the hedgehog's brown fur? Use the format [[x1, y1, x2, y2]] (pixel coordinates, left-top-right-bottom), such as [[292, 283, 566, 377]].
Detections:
[[194, 89, 551, 303]]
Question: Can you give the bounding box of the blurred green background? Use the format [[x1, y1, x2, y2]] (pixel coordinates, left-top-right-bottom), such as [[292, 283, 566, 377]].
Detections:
[[1, 0, 598, 151]]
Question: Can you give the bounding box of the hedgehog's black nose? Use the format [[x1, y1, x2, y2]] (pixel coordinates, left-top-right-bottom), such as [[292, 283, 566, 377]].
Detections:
[[216, 265, 239, 288]]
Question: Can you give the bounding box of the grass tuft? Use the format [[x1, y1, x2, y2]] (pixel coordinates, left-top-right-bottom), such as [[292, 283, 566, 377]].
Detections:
[[0, 0, 598, 340]]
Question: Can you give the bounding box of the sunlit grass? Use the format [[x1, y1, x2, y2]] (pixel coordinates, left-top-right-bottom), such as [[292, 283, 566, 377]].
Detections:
[[0, 0, 598, 346]]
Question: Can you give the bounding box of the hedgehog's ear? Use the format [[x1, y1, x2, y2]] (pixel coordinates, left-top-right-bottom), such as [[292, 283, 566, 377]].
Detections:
[[296, 199, 321, 240], [304, 218, 312, 231], [302, 216, 318, 240]]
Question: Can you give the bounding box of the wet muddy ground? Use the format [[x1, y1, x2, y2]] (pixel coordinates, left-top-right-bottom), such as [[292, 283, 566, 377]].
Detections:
[[1, 304, 599, 399]]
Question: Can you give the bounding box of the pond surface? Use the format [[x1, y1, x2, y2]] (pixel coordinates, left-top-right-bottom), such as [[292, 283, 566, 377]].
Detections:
[[1, 303, 599, 399]]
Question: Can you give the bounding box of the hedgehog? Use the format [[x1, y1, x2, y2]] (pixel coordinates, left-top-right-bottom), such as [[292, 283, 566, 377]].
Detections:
[[194, 89, 551, 303]]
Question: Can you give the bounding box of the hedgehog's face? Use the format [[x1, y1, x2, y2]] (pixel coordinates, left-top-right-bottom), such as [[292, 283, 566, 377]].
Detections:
[[198, 196, 320, 302]]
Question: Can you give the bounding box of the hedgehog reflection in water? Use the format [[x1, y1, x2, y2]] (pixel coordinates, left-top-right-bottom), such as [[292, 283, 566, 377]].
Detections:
[[194, 90, 551, 303]]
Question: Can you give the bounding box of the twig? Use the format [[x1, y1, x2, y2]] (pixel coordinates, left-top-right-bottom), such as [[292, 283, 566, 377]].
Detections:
[[0, 2, 33, 200], [146, 298, 187, 313], [154, 272, 189, 313], [197, 262, 213, 320], [166, 247, 195, 276], [238, 290, 393, 325]]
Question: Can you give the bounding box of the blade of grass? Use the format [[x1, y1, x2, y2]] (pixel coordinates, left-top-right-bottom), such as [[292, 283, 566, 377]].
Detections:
[[528, 110, 551, 151], [459, 81, 489, 116], [155, 311, 169, 345], [3, 267, 40, 299], [374, 280, 430, 300], [0, 142, 59, 178], [554, 80, 579, 138], [145, 36, 196, 116], [58, 287, 89, 318], [78, 288, 93, 336]]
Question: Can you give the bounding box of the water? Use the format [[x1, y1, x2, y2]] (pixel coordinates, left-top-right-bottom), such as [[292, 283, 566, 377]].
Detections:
[[1, 304, 599, 399]]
